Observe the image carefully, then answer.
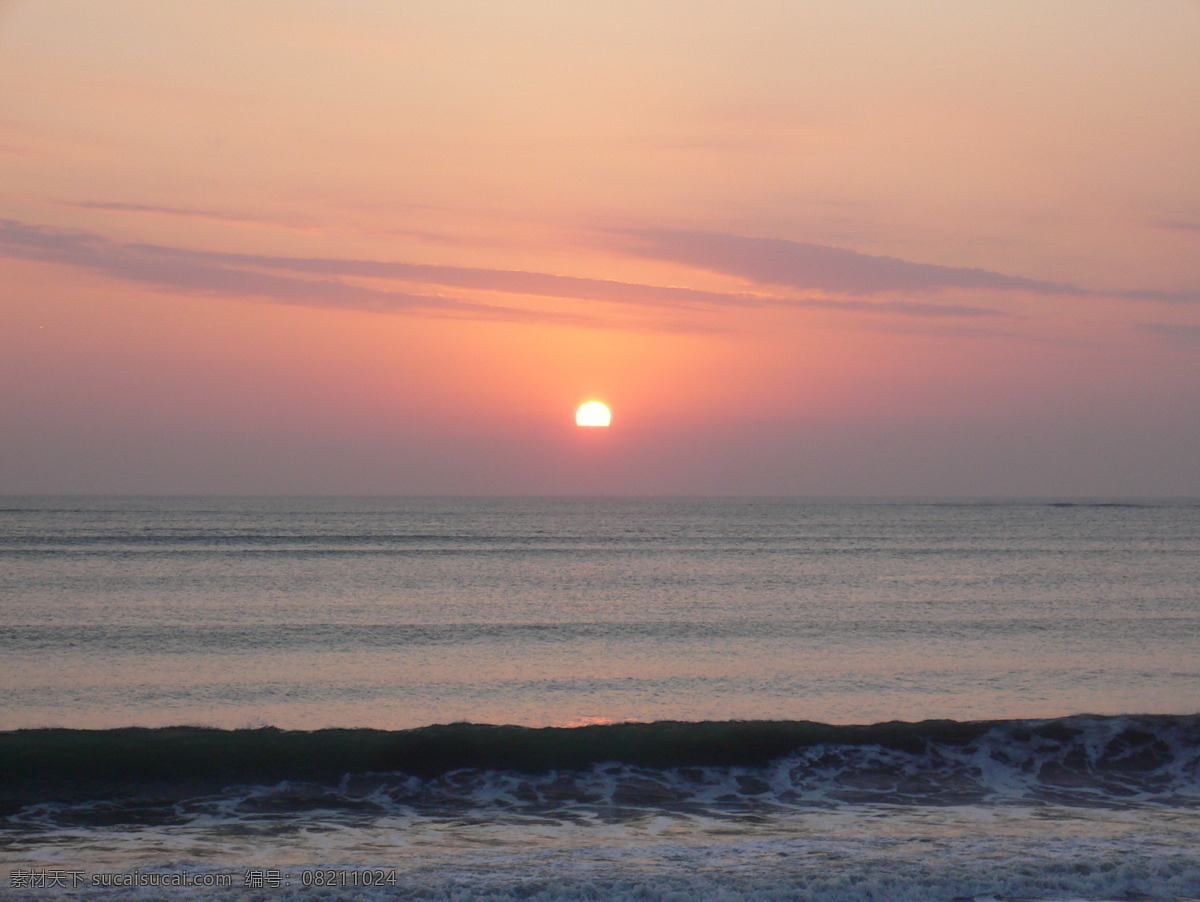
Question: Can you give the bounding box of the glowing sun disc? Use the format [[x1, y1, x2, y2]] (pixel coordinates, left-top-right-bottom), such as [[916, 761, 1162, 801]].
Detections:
[[575, 401, 612, 427]]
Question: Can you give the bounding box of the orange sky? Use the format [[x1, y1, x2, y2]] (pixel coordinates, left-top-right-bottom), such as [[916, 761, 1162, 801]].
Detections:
[[2, 1, 1198, 495]]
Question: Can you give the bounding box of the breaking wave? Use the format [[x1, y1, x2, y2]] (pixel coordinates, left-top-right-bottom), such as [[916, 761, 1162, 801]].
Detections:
[[4, 714, 1197, 821]]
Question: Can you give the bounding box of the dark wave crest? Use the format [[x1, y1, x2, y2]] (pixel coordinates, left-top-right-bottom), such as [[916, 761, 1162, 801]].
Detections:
[[3, 715, 1197, 817]]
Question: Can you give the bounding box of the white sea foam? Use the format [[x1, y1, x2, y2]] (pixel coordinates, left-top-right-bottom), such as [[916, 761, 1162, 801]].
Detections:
[[6, 793, 1199, 900]]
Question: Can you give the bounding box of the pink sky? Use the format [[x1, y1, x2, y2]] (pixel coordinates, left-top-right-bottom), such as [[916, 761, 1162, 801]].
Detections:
[[2, 1, 1198, 495]]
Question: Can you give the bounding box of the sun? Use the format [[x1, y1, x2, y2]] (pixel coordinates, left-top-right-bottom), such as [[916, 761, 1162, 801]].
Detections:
[[575, 400, 612, 428]]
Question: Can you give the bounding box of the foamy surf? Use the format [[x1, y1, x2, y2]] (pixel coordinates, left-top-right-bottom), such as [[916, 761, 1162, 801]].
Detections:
[[3, 715, 1198, 901]]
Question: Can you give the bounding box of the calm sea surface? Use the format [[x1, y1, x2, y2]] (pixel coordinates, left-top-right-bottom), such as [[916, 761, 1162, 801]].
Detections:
[[3, 496, 1197, 729], [1, 496, 1198, 900]]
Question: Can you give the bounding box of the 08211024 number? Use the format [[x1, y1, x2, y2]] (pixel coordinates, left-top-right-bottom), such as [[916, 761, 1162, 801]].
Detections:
[[300, 869, 397, 887]]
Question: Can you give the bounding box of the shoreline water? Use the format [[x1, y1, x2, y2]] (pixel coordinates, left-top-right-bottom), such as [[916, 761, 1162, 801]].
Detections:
[[4, 714, 1198, 900], [3, 497, 1197, 899]]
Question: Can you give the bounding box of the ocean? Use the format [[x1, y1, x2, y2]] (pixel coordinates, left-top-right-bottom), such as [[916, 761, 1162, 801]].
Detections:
[[1, 496, 1197, 900]]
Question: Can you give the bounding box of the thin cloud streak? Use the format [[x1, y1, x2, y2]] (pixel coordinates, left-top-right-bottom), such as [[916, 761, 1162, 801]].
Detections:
[[1154, 219, 1200, 234], [784, 296, 999, 319], [62, 200, 316, 232], [128, 243, 765, 311], [0, 219, 594, 327], [0, 220, 1015, 325], [1135, 322, 1200, 347], [211, 250, 1002, 317], [1122, 288, 1200, 304], [617, 228, 1089, 296]]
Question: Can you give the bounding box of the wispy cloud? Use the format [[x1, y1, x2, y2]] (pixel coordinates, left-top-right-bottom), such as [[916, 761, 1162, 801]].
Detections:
[[0, 219, 1015, 326], [783, 296, 1000, 318], [1153, 219, 1200, 234], [1135, 322, 1200, 347], [1121, 288, 1200, 304], [132, 243, 763, 311], [616, 228, 1088, 296], [60, 200, 317, 231], [0, 219, 594, 326], [60, 198, 458, 245]]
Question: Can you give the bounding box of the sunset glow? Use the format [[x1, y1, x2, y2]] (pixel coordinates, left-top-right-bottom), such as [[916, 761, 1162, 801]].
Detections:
[[0, 2, 1196, 496]]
